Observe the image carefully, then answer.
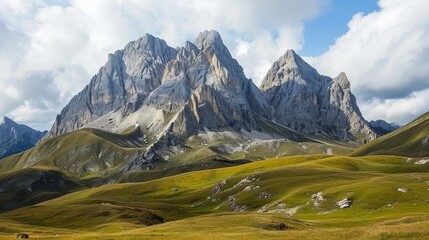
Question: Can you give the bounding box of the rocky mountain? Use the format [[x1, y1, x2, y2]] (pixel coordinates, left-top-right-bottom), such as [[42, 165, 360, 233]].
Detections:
[[42, 30, 281, 170], [260, 50, 377, 143], [36, 30, 376, 171], [46, 30, 272, 137], [45, 33, 178, 138], [369, 119, 400, 135], [0, 117, 46, 159]]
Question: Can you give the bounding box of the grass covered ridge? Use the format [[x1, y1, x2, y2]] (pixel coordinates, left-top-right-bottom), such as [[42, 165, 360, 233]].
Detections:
[[1, 154, 429, 239], [352, 111, 429, 157]]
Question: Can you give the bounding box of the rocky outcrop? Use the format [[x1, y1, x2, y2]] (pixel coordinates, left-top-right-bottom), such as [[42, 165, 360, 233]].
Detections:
[[143, 31, 271, 137], [261, 50, 377, 143], [0, 117, 46, 159], [45, 34, 178, 138]]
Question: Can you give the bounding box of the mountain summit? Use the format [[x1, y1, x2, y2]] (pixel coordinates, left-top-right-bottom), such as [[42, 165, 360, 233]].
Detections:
[[45, 33, 178, 138], [261, 50, 376, 143]]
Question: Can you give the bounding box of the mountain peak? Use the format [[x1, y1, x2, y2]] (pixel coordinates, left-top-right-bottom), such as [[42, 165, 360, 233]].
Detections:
[[124, 33, 171, 54], [260, 49, 320, 90], [0, 116, 13, 125], [284, 49, 297, 59], [281, 49, 313, 70], [261, 50, 376, 143], [195, 30, 225, 50], [334, 72, 350, 89]]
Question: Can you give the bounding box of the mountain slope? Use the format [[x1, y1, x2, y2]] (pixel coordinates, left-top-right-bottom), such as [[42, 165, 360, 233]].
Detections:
[[0, 127, 147, 177], [0, 117, 46, 159], [0, 124, 355, 180], [260, 50, 376, 143], [352, 112, 429, 157]]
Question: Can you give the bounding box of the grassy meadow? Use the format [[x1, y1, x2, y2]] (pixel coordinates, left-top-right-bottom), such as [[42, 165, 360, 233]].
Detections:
[[1, 154, 429, 239]]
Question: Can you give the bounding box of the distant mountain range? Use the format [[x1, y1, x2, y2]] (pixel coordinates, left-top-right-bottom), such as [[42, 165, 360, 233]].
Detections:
[[0, 117, 46, 159], [369, 119, 400, 135]]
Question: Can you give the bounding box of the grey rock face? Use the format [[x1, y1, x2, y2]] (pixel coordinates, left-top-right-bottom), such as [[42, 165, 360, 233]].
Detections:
[[0, 117, 46, 159], [45, 34, 178, 138], [45, 30, 273, 169], [166, 31, 271, 134], [47, 31, 271, 140], [124, 31, 272, 169], [43, 31, 377, 171], [261, 50, 377, 143]]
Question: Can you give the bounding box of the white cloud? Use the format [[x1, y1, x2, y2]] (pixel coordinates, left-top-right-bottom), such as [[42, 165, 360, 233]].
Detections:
[[360, 89, 429, 125], [309, 0, 429, 124], [0, 0, 329, 130]]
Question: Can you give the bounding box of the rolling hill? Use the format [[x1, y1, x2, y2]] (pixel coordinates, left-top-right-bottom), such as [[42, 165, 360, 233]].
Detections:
[[352, 112, 429, 157], [1, 154, 429, 239]]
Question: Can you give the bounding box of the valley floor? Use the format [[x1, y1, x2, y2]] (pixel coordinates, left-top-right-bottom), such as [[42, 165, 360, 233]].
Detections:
[[2, 213, 429, 240], [1, 154, 429, 239]]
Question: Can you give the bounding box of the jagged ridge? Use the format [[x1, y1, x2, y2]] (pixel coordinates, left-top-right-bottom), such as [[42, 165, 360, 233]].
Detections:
[[260, 50, 376, 143]]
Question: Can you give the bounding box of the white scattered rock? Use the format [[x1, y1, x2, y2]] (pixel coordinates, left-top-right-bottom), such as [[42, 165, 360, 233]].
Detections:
[[267, 206, 301, 215], [234, 176, 260, 188], [318, 209, 336, 215], [336, 198, 352, 208], [311, 192, 326, 208], [422, 134, 429, 146], [227, 195, 236, 203], [397, 188, 408, 193], [258, 203, 301, 215], [277, 201, 286, 209], [232, 205, 247, 212], [257, 192, 272, 199], [258, 204, 269, 213], [311, 192, 325, 201], [234, 178, 252, 187], [415, 159, 429, 165], [243, 185, 260, 191], [211, 179, 227, 195]]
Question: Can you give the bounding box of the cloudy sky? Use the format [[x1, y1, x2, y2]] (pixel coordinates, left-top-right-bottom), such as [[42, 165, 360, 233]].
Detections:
[[0, 0, 428, 130]]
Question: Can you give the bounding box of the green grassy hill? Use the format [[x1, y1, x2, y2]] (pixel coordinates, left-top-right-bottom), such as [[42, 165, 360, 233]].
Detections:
[[0, 167, 84, 212], [0, 127, 146, 177], [0, 124, 355, 181], [0, 125, 356, 214], [352, 112, 429, 157], [1, 154, 429, 239]]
